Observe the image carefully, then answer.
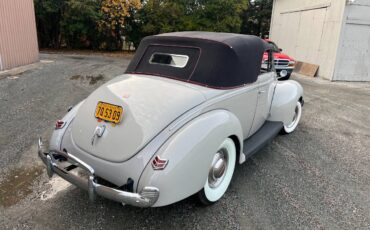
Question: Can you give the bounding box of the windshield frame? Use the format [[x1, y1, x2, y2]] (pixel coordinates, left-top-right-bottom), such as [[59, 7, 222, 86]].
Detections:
[[268, 41, 280, 53]]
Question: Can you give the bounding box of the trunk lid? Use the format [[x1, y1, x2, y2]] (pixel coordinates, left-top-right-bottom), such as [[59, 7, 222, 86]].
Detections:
[[71, 74, 206, 162]]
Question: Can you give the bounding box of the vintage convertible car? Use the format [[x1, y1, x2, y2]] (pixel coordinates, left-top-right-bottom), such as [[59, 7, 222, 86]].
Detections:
[[38, 32, 303, 207]]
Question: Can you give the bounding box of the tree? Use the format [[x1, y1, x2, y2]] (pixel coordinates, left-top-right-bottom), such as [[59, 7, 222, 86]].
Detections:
[[240, 0, 273, 37], [99, 0, 142, 50], [34, 0, 141, 50], [34, 0, 66, 48], [125, 0, 248, 48], [195, 0, 248, 32], [34, 0, 265, 51], [61, 0, 102, 49], [35, 0, 101, 49]]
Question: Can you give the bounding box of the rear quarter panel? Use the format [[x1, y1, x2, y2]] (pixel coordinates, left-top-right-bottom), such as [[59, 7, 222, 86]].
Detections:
[[137, 110, 243, 207], [49, 100, 85, 151]]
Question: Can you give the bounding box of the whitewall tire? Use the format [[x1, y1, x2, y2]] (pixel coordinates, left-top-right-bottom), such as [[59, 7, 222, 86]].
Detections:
[[282, 101, 302, 134], [198, 138, 236, 205]]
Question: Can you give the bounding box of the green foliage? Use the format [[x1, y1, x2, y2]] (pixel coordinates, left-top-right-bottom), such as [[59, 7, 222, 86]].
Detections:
[[35, 0, 101, 49], [240, 0, 273, 37], [147, 0, 248, 33], [34, 0, 66, 48], [35, 0, 141, 50], [195, 0, 248, 32], [98, 0, 141, 50], [34, 0, 273, 50], [61, 0, 102, 49], [125, 0, 248, 48]]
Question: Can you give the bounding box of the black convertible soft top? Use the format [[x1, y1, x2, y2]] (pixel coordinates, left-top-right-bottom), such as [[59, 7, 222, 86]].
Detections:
[[125, 32, 269, 89]]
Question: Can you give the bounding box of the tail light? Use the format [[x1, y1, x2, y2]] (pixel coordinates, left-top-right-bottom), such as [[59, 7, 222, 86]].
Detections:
[[152, 156, 168, 170], [55, 120, 66, 129]]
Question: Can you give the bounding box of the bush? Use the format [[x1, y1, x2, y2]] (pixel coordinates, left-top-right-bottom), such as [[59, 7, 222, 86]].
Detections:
[[34, 0, 273, 51]]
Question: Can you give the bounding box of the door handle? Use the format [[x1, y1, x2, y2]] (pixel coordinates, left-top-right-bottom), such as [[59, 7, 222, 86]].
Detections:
[[258, 90, 266, 94]]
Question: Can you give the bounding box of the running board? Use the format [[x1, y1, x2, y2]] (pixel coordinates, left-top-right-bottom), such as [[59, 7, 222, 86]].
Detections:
[[242, 121, 283, 160]]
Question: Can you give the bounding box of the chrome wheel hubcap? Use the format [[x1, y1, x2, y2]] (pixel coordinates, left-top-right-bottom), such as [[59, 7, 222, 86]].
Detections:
[[208, 149, 228, 188]]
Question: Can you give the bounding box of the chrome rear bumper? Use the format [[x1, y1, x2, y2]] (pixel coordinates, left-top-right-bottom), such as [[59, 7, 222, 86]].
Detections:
[[37, 138, 159, 207]]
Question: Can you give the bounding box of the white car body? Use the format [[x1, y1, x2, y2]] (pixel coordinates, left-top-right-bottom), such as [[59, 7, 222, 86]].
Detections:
[[38, 32, 303, 207]]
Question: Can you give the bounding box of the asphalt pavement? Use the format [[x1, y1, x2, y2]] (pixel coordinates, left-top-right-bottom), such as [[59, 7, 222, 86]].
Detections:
[[1, 53, 370, 229]]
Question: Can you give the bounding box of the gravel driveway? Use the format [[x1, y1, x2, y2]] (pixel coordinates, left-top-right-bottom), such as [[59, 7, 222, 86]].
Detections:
[[1, 53, 370, 229]]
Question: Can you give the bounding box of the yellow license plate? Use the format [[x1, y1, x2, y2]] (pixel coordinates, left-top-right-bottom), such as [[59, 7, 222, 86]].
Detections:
[[95, 102, 123, 124]]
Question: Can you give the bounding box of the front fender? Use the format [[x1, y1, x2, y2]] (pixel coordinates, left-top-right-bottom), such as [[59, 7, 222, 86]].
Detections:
[[137, 110, 243, 207], [268, 80, 303, 125]]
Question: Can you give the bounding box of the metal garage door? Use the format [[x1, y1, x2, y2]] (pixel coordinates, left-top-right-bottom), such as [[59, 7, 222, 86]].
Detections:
[[335, 2, 370, 81], [273, 7, 327, 64]]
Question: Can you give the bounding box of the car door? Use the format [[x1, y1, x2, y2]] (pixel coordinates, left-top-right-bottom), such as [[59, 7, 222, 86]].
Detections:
[[249, 72, 276, 136]]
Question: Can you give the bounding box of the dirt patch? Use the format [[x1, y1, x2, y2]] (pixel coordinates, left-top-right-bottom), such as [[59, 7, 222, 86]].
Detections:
[[0, 166, 43, 207], [70, 75, 82, 80], [70, 74, 104, 85], [86, 74, 104, 85]]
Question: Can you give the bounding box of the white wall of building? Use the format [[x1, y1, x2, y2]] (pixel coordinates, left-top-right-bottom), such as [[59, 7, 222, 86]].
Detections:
[[270, 0, 346, 80], [334, 0, 370, 81]]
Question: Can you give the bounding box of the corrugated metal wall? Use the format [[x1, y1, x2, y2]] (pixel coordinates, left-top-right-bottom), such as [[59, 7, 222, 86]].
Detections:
[[334, 0, 370, 81], [0, 0, 39, 71]]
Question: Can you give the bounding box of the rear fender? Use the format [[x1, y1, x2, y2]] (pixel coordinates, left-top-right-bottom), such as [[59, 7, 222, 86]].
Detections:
[[268, 80, 303, 125], [137, 110, 243, 207], [49, 100, 85, 151]]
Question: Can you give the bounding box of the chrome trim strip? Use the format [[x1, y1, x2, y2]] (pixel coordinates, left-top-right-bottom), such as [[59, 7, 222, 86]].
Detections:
[[149, 52, 189, 68]]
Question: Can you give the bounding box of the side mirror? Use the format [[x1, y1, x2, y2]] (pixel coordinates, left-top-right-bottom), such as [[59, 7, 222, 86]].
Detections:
[[279, 48, 283, 52]]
